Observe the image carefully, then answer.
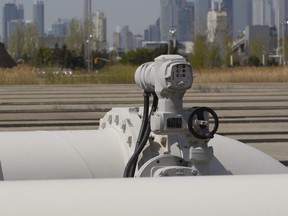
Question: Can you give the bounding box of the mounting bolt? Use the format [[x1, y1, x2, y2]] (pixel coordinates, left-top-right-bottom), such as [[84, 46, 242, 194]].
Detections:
[[191, 170, 199, 176], [121, 121, 126, 133], [115, 115, 119, 125], [100, 122, 106, 129], [127, 136, 132, 146], [108, 115, 113, 125]]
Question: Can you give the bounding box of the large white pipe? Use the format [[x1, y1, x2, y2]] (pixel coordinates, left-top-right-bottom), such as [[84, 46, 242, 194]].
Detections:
[[0, 128, 286, 181], [209, 135, 288, 175], [0, 129, 126, 180], [0, 175, 288, 216]]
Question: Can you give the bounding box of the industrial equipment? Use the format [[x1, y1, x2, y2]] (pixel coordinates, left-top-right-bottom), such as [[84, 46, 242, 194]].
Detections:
[[0, 55, 287, 215]]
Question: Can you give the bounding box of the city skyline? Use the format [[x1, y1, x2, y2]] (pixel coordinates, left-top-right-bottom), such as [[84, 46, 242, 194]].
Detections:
[[0, 0, 160, 43], [1, 0, 288, 49]]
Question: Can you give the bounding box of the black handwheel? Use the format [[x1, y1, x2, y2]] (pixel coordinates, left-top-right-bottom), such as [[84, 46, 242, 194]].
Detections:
[[188, 107, 219, 139]]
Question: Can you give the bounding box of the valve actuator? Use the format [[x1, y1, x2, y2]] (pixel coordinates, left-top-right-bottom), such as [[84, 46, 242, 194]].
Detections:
[[0, 55, 286, 181], [135, 55, 218, 138]]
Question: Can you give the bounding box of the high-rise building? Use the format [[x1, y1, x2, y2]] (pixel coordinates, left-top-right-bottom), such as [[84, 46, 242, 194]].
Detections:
[[144, 18, 161, 42], [207, 9, 228, 43], [7, 19, 26, 35], [134, 34, 144, 49], [84, 0, 92, 19], [160, 0, 186, 41], [33, 1, 45, 36], [94, 10, 107, 50], [253, 0, 275, 26], [51, 19, 70, 37], [194, 0, 211, 37], [2, 3, 23, 43], [160, 0, 194, 42], [273, 0, 287, 25], [113, 26, 134, 51], [232, 0, 252, 38], [17, 4, 24, 20], [178, 1, 194, 41], [222, 0, 233, 36], [272, 0, 287, 36]]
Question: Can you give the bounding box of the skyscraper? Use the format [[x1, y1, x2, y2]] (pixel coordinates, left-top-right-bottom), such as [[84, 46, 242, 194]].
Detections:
[[94, 10, 107, 50], [178, 1, 194, 41], [194, 0, 211, 37], [222, 0, 233, 37], [253, 0, 275, 26], [273, 0, 286, 25], [232, 0, 252, 38], [207, 9, 228, 43], [113, 26, 134, 51], [2, 3, 21, 43], [17, 4, 24, 20], [84, 0, 92, 19], [160, 0, 193, 42], [144, 18, 161, 42], [51, 19, 70, 37], [33, 1, 45, 36]]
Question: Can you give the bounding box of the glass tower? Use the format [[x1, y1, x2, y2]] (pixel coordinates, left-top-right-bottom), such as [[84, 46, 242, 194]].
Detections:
[[194, 0, 211, 37], [33, 1, 45, 36], [2, 3, 18, 43], [160, 0, 193, 42]]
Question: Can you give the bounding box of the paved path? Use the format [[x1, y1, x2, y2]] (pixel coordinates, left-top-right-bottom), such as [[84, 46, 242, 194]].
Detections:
[[0, 83, 287, 163]]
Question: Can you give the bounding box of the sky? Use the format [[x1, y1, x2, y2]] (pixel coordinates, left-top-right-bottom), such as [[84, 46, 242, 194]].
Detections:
[[0, 0, 160, 44]]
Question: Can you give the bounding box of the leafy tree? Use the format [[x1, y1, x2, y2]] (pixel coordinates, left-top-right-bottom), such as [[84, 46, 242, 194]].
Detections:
[[65, 19, 84, 54], [208, 44, 222, 67], [70, 54, 85, 69], [121, 48, 153, 65], [23, 23, 39, 62], [152, 45, 169, 58], [7, 22, 38, 64], [222, 37, 233, 66], [249, 38, 262, 60], [7, 22, 25, 60], [50, 43, 62, 67], [120, 44, 175, 65], [190, 35, 209, 68], [35, 46, 52, 67], [284, 37, 288, 63], [266, 57, 279, 66], [247, 55, 261, 67]]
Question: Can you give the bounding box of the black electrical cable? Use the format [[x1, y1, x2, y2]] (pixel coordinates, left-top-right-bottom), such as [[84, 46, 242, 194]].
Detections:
[[127, 93, 158, 177], [135, 92, 151, 148], [123, 91, 150, 177], [150, 92, 159, 113], [125, 123, 151, 177], [123, 92, 158, 177]]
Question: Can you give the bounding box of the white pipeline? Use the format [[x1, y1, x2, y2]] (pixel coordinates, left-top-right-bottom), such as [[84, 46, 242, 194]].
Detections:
[[0, 175, 287, 216], [0, 129, 126, 180]]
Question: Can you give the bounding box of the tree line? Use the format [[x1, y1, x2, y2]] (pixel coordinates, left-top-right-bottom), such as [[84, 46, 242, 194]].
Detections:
[[7, 18, 285, 69]]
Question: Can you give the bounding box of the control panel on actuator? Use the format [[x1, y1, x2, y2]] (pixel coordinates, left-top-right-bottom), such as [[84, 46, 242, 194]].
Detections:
[[166, 63, 193, 90]]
